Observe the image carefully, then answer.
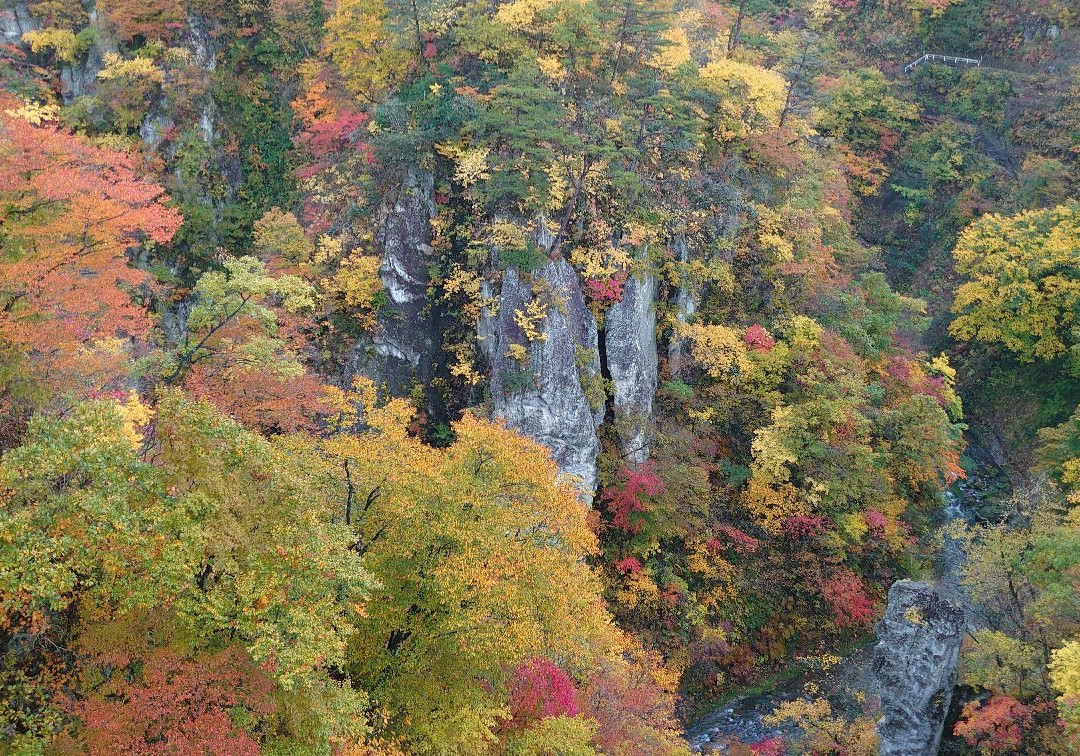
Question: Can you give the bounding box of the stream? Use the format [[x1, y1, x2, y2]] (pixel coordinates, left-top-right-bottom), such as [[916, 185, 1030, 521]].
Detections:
[[684, 441, 1009, 752]]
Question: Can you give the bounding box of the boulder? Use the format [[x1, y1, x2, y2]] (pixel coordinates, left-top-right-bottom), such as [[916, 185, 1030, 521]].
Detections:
[[873, 580, 965, 756]]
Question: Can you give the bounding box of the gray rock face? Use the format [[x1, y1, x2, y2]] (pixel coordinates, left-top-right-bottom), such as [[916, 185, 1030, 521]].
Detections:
[[873, 580, 965, 756], [605, 271, 658, 463], [59, 16, 114, 103], [0, 4, 38, 45], [483, 259, 603, 500], [667, 235, 696, 378], [376, 170, 435, 366], [350, 170, 436, 394]]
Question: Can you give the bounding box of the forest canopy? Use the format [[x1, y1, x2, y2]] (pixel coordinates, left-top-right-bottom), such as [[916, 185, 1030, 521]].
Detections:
[[1, 0, 1079, 752]]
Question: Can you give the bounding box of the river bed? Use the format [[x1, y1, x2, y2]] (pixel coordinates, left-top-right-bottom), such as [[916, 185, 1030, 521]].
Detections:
[[684, 440, 1008, 752]]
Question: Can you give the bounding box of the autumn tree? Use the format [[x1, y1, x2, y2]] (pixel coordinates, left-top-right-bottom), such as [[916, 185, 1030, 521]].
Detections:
[[947, 482, 1080, 750], [322, 0, 412, 104], [155, 256, 324, 433], [0, 99, 181, 407], [307, 380, 685, 752], [950, 202, 1080, 365], [0, 393, 378, 750]]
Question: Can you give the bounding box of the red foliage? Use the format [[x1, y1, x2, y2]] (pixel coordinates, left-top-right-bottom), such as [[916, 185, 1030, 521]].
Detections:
[[184, 362, 328, 435], [584, 271, 628, 305], [751, 736, 787, 755], [70, 646, 277, 755], [614, 556, 643, 575], [954, 695, 1036, 753], [579, 649, 682, 753], [297, 110, 371, 161], [716, 525, 761, 555], [865, 508, 888, 539], [507, 658, 579, 729], [600, 462, 666, 534], [743, 324, 776, 352], [782, 515, 828, 539], [821, 568, 875, 629]]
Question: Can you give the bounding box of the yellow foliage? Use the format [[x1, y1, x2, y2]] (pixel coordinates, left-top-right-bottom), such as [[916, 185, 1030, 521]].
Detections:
[[839, 511, 869, 543], [495, 0, 584, 31], [448, 343, 483, 386], [116, 391, 154, 448], [614, 570, 661, 610], [5, 99, 60, 125], [743, 478, 808, 535], [951, 203, 1080, 362], [651, 25, 692, 74], [253, 207, 314, 263], [506, 343, 529, 363], [313, 234, 344, 265], [536, 54, 566, 80], [699, 58, 787, 134], [1054, 637, 1080, 699], [323, 0, 410, 103], [97, 52, 164, 83], [456, 148, 491, 187], [570, 243, 632, 280], [765, 696, 877, 755], [436, 142, 493, 187], [546, 163, 574, 211], [442, 265, 484, 323], [484, 220, 529, 250], [514, 299, 549, 342], [322, 253, 383, 331], [674, 322, 750, 380], [22, 27, 82, 63]]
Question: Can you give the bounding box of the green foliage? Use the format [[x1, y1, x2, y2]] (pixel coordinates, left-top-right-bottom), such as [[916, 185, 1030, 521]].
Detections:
[[500, 242, 550, 272], [576, 346, 609, 412]]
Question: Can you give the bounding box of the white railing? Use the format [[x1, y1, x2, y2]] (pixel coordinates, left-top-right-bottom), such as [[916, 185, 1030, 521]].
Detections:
[[904, 53, 982, 74]]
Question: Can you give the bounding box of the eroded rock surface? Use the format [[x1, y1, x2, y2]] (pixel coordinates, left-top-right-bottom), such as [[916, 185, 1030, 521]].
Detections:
[[873, 580, 965, 756], [0, 4, 38, 44], [482, 259, 603, 500], [351, 170, 436, 393], [605, 271, 658, 464]]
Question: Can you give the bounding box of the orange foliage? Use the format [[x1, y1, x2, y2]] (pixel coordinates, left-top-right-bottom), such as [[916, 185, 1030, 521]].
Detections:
[[96, 0, 185, 42], [183, 361, 328, 434], [0, 99, 181, 399]]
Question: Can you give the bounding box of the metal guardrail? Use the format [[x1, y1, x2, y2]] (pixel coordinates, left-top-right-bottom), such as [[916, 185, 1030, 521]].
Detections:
[[904, 53, 982, 74]]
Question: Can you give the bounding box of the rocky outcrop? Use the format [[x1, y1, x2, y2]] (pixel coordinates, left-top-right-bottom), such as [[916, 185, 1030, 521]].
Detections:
[[0, 4, 38, 45], [605, 271, 658, 464], [482, 259, 604, 500], [350, 170, 436, 394], [667, 235, 696, 378], [58, 11, 115, 103], [873, 580, 965, 756]]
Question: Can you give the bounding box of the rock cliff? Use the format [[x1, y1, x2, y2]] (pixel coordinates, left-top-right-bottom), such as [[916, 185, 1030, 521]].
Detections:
[[351, 170, 437, 395], [605, 270, 658, 464], [482, 258, 604, 500], [872, 580, 965, 756]]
